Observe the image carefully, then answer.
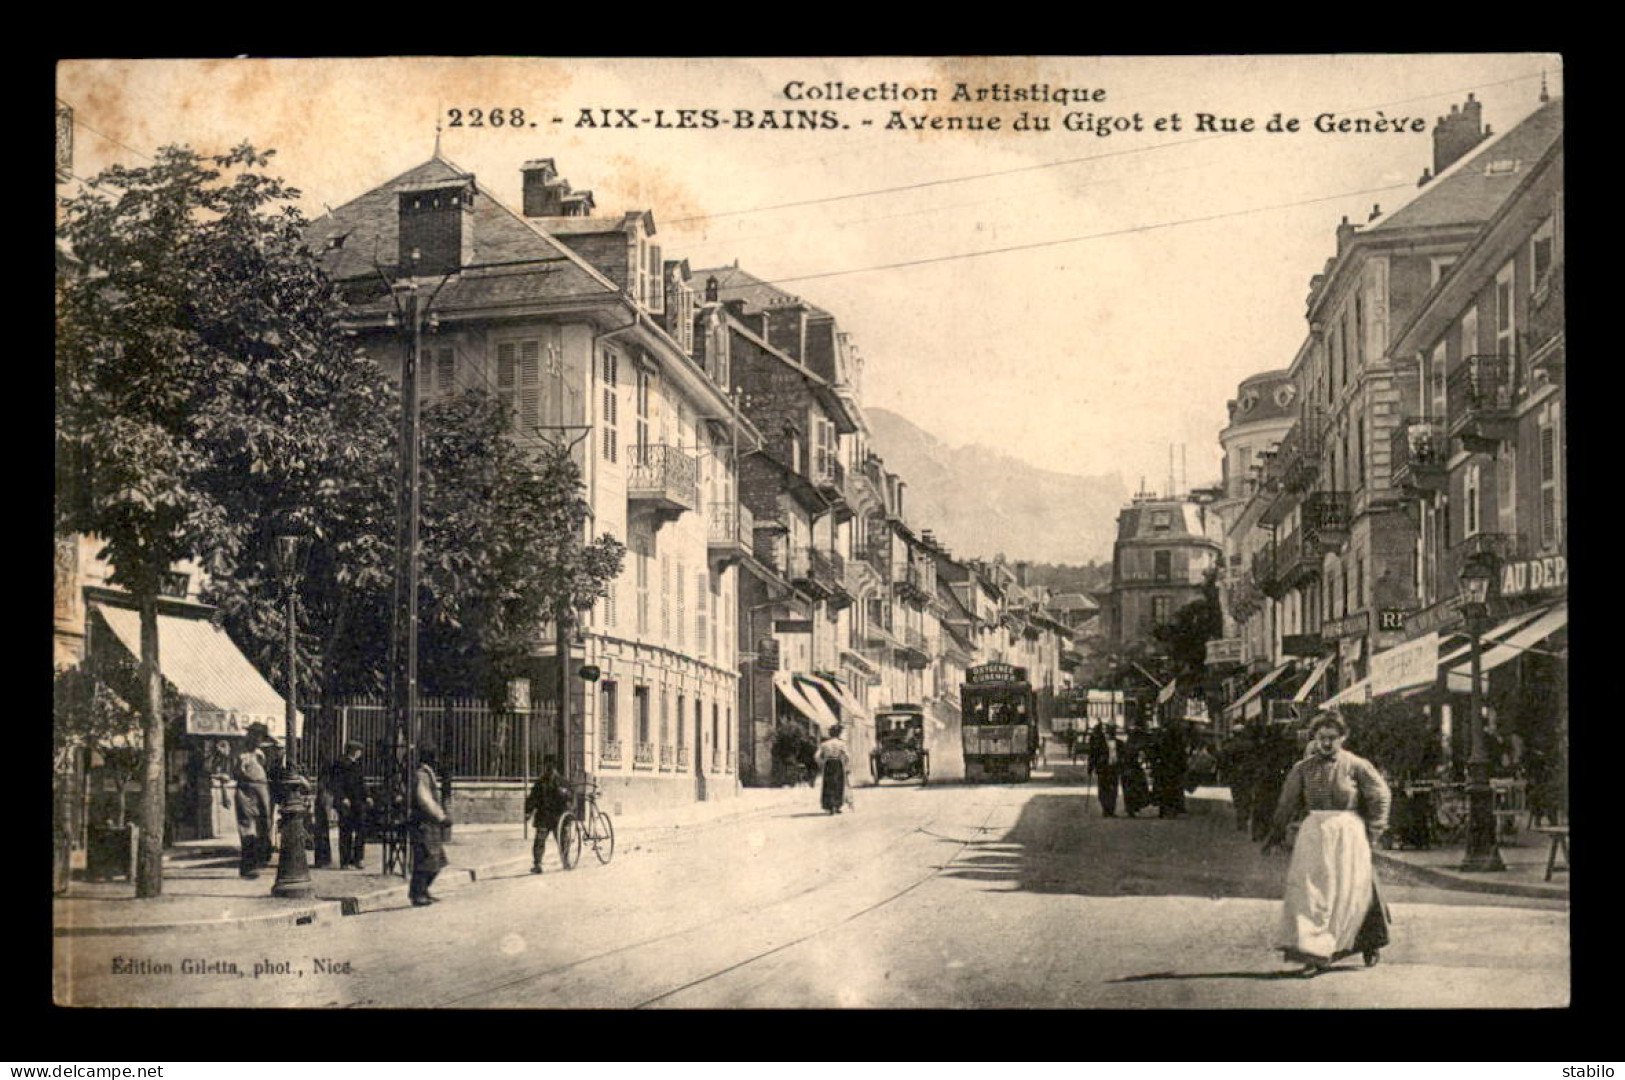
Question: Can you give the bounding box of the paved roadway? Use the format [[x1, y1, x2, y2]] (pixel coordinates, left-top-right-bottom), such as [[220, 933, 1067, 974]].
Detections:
[[54, 755, 1569, 1008]]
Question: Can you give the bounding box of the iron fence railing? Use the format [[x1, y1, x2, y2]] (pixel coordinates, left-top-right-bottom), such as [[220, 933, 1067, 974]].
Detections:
[[303, 697, 559, 784]]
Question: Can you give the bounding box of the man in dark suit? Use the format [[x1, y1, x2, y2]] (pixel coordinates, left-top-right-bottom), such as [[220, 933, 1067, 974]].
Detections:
[[1088, 722, 1123, 818], [330, 740, 369, 869]]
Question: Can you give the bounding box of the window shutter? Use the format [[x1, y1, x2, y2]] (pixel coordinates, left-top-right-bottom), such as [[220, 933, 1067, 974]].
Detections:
[[696, 570, 708, 657], [676, 560, 686, 649], [497, 342, 518, 429], [660, 553, 669, 640], [519, 339, 541, 434]]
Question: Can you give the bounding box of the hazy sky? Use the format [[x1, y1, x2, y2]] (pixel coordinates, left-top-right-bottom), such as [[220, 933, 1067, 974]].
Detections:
[[57, 55, 1561, 495]]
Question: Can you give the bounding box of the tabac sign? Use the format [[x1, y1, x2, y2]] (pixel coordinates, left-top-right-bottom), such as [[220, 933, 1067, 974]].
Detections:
[[1500, 553, 1567, 599]]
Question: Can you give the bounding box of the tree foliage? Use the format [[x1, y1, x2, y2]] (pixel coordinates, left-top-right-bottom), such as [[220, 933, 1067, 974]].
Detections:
[[1150, 568, 1223, 684]]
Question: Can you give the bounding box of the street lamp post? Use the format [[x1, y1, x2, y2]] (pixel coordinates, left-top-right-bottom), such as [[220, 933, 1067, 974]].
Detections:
[[271, 526, 316, 898], [1458, 557, 1505, 873]]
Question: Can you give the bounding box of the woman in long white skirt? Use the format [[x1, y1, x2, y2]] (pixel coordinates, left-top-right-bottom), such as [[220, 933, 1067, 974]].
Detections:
[[1264, 711, 1392, 977]]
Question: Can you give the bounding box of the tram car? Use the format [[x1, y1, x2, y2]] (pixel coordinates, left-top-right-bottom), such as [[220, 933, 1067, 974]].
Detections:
[[871, 703, 929, 783], [960, 662, 1038, 782]]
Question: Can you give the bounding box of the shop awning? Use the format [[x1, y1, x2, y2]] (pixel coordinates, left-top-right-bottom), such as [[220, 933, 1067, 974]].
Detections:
[[93, 603, 299, 739], [805, 674, 870, 729], [1290, 653, 1337, 704], [1436, 606, 1551, 670], [1156, 677, 1178, 705], [1226, 662, 1292, 719], [1322, 677, 1370, 709], [1445, 602, 1568, 693], [773, 671, 841, 733]]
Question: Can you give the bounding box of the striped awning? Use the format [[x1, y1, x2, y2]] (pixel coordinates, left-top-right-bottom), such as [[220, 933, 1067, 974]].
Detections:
[[1445, 602, 1567, 693], [93, 603, 299, 739], [1292, 653, 1337, 704], [799, 673, 870, 730], [773, 671, 840, 733], [1226, 661, 1292, 719]]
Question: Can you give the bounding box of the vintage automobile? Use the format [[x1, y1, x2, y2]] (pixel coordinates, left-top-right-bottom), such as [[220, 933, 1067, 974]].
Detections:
[[871, 705, 929, 783]]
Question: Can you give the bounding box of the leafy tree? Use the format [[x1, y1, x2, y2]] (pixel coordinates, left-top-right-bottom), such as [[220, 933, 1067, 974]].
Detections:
[[56, 143, 366, 895], [1150, 568, 1223, 686]]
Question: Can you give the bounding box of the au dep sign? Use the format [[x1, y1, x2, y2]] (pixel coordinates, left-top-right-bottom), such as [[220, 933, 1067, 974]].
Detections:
[[1500, 553, 1567, 598]]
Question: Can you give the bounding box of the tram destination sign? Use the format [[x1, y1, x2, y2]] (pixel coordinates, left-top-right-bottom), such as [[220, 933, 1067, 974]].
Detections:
[[967, 662, 1023, 684]]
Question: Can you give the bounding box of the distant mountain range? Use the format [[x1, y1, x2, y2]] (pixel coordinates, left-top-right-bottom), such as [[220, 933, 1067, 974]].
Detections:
[[864, 407, 1128, 565]]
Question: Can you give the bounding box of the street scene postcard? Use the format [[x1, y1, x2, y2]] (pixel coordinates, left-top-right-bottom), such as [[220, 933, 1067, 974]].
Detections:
[[52, 55, 1569, 1009]]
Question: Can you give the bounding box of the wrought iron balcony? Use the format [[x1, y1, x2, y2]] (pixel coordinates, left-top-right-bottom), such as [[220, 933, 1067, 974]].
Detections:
[[633, 741, 655, 767], [813, 457, 847, 500], [677, 746, 690, 770], [626, 444, 698, 514], [1302, 491, 1352, 553], [600, 739, 623, 766], [1252, 546, 1279, 597], [1275, 528, 1323, 592], [861, 535, 892, 579], [659, 745, 674, 770], [1390, 417, 1447, 497], [1452, 531, 1517, 566], [1448, 354, 1518, 450], [894, 562, 932, 605], [790, 546, 842, 601], [1525, 262, 1564, 373], [897, 624, 931, 669], [707, 502, 754, 563], [810, 547, 853, 609], [1280, 408, 1325, 494]]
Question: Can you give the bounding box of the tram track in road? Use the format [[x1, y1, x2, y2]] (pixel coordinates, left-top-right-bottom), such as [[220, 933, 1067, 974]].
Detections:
[[431, 791, 1013, 1008]]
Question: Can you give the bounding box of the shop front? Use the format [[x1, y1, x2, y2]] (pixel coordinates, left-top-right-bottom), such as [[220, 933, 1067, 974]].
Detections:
[[89, 601, 296, 845]]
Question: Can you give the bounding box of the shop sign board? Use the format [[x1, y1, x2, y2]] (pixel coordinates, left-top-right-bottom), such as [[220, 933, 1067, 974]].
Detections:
[[1500, 553, 1567, 598], [1205, 638, 1243, 666], [1323, 611, 1371, 640], [1369, 631, 1440, 696]]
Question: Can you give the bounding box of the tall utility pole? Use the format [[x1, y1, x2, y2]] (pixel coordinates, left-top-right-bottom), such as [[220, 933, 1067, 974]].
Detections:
[[387, 279, 424, 878]]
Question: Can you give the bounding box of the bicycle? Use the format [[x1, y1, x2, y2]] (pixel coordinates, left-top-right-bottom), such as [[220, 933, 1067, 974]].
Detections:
[[556, 778, 615, 869]]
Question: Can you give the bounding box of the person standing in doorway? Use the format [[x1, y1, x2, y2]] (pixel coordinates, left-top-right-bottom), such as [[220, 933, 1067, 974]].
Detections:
[[815, 724, 851, 815]]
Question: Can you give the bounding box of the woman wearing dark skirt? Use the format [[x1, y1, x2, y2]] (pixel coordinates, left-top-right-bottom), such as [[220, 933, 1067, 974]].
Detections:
[[1120, 725, 1153, 818], [1264, 712, 1392, 977], [815, 724, 850, 815]]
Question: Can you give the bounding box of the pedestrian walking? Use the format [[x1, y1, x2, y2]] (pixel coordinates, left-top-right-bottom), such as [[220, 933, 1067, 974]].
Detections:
[[525, 757, 572, 873], [1088, 722, 1122, 817], [1262, 711, 1392, 977], [1153, 722, 1189, 817], [1121, 724, 1153, 818], [815, 723, 851, 815], [409, 745, 453, 907], [330, 740, 369, 869], [232, 724, 275, 879]]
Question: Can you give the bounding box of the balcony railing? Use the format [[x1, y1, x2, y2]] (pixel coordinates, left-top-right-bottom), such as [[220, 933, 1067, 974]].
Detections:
[[1274, 529, 1321, 592], [677, 746, 690, 770], [810, 547, 853, 608], [1525, 263, 1564, 371], [1453, 531, 1517, 565], [861, 535, 892, 579], [707, 501, 754, 561], [1447, 354, 1518, 449], [897, 624, 930, 669], [627, 444, 699, 513], [600, 739, 623, 766], [1390, 417, 1447, 497], [1280, 408, 1325, 494], [1252, 546, 1278, 595], [1302, 491, 1352, 553], [894, 562, 932, 604], [633, 741, 655, 767], [659, 745, 674, 770]]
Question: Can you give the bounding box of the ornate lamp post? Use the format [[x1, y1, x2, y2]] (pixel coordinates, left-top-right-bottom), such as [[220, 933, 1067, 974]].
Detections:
[[1457, 556, 1505, 873], [271, 524, 317, 898]]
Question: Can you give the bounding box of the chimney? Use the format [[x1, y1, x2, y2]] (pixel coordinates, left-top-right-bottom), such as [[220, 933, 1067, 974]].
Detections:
[[766, 298, 808, 361], [1432, 93, 1488, 176], [397, 176, 475, 276], [521, 159, 562, 216], [1417, 166, 1433, 187], [1368, 203, 1382, 222], [1335, 215, 1357, 254], [705, 276, 719, 302], [1016, 561, 1030, 587]]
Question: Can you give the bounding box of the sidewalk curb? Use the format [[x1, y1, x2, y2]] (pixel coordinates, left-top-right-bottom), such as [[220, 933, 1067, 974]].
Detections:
[[1371, 850, 1568, 901], [54, 899, 347, 937]]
